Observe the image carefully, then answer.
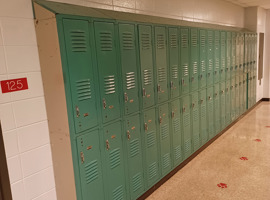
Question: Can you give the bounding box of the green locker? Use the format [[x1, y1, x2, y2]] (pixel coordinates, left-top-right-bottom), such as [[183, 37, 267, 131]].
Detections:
[[63, 19, 98, 133], [180, 28, 190, 94], [124, 114, 144, 199], [247, 73, 251, 108], [168, 27, 180, 98], [239, 75, 243, 115], [119, 23, 140, 115], [244, 34, 248, 74], [138, 25, 155, 109], [207, 30, 214, 86], [142, 108, 159, 188], [181, 95, 192, 158], [207, 87, 214, 139], [190, 28, 199, 92], [231, 32, 236, 78], [220, 32, 226, 82], [235, 33, 240, 76], [214, 30, 220, 84], [253, 75, 256, 105], [158, 103, 171, 176], [199, 89, 208, 144], [191, 92, 200, 151], [103, 121, 126, 200], [242, 74, 247, 112], [235, 76, 239, 118], [225, 80, 231, 126], [226, 32, 231, 81], [76, 130, 104, 200], [170, 99, 182, 167], [239, 33, 244, 75], [214, 83, 220, 134], [220, 82, 226, 130], [94, 22, 121, 123], [244, 33, 249, 73], [155, 26, 169, 103], [230, 78, 235, 121], [199, 29, 207, 88]]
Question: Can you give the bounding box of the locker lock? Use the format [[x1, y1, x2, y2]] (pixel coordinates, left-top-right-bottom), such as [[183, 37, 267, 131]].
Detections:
[[80, 152, 84, 164], [124, 92, 129, 102], [127, 130, 131, 140], [106, 140, 110, 150], [171, 111, 175, 118], [76, 106, 80, 118], [159, 116, 162, 124], [144, 123, 148, 131], [143, 88, 146, 97], [102, 98, 106, 109]]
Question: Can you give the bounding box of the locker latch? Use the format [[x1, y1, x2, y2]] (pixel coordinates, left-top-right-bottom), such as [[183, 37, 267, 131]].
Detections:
[[200, 99, 203, 104], [215, 93, 217, 96], [171, 111, 175, 118], [127, 130, 131, 140], [144, 123, 148, 131], [143, 88, 146, 97], [170, 81, 174, 89], [159, 116, 162, 124], [106, 140, 110, 150], [103, 98, 106, 109], [124, 92, 129, 102], [208, 96, 212, 100], [80, 152, 84, 164], [200, 74, 203, 79], [76, 106, 80, 118], [182, 79, 185, 85], [157, 84, 161, 92], [192, 103, 195, 108], [182, 107, 186, 113]]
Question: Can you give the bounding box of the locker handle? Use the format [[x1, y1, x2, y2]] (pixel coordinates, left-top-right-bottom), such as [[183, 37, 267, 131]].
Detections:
[[221, 69, 223, 73], [182, 79, 185, 85], [80, 152, 84, 164], [215, 93, 218, 96], [208, 96, 212, 100], [208, 72, 210, 77], [200, 99, 204, 104], [124, 92, 128, 102], [157, 84, 161, 92], [226, 67, 229, 71], [214, 71, 217, 74], [170, 81, 174, 88], [144, 123, 148, 131], [200, 74, 203, 79], [192, 103, 195, 108], [159, 116, 162, 124], [171, 111, 175, 118], [182, 107, 186, 112], [76, 106, 80, 118], [127, 130, 131, 140], [143, 88, 146, 97], [106, 140, 110, 150], [191, 77, 194, 82], [222, 90, 225, 94], [102, 98, 106, 109]]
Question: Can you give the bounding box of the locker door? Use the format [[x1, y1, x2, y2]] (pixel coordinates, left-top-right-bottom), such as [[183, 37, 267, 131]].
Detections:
[[239, 75, 243, 114], [207, 87, 214, 139], [214, 83, 220, 134], [239, 34, 244, 75], [231, 32, 236, 78], [199, 89, 207, 145], [226, 32, 231, 81], [252, 75, 256, 105], [230, 78, 235, 121], [168, 28, 180, 98], [199, 29, 207, 88], [104, 122, 126, 200], [77, 130, 104, 200], [94, 22, 121, 123], [225, 80, 231, 126], [244, 34, 249, 74], [180, 28, 190, 95], [63, 19, 98, 133], [119, 23, 139, 115], [220, 32, 226, 82], [214, 30, 220, 84], [124, 114, 144, 199], [158, 103, 171, 176], [242, 75, 247, 112], [155, 26, 169, 103], [181, 95, 192, 158], [220, 82, 226, 130], [170, 99, 182, 167], [143, 108, 159, 187], [190, 28, 199, 92], [138, 25, 155, 109], [235, 76, 239, 118], [235, 33, 240, 77], [248, 74, 252, 108], [191, 92, 200, 151], [207, 30, 214, 86]]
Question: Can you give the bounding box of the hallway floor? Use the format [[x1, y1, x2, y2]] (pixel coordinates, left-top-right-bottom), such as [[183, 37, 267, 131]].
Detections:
[[146, 102, 270, 200]]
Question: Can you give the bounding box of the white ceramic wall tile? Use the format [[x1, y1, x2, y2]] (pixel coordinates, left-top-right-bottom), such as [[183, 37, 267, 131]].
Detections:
[[1, 18, 37, 46], [7, 156, 23, 183], [17, 121, 50, 153], [13, 97, 47, 127], [32, 189, 57, 200], [5, 46, 40, 74], [0, 46, 7, 75], [0, 103, 16, 131], [11, 181, 26, 200], [113, 0, 135, 9], [24, 167, 55, 200], [3, 130, 19, 158], [0, 75, 12, 104], [0, 0, 33, 19]]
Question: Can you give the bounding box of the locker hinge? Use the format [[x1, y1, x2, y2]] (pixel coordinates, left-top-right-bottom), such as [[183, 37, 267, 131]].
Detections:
[[159, 116, 162, 124], [143, 88, 146, 97], [144, 123, 148, 131], [80, 152, 84, 164], [76, 106, 80, 118], [124, 92, 129, 102], [106, 140, 110, 150], [102, 98, 106, 109], [127, 130, 131, 140], [171, 111, 175, 118]]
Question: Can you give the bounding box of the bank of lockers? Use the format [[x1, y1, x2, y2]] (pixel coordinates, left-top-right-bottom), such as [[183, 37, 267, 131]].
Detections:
[[58, 17, 257, 200]]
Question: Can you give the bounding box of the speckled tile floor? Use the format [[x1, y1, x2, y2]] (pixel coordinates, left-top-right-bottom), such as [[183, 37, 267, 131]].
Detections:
[[146, 102, 270, 200]]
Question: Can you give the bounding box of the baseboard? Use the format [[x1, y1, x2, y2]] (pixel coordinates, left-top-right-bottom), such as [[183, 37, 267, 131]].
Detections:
[[261, 98, 270, 101]]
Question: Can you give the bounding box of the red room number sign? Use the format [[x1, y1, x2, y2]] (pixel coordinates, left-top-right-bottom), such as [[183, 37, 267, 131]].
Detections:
[[0, 78, 28, 93]]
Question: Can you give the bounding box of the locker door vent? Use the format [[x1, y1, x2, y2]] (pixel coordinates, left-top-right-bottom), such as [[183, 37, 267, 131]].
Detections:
[[147, 131, 156, 148], [201, 104, 206, 119], [70, 30, 87, 52], [112, 185, 124, 200], [183, 114, 190, 128], [201, 35, 206, 47], [194, 135, 199, 148], [184, 139, 191, 153], [104, 75, 116, 95], [148, 162, 158, 180], [85, 160, 98, 184], [221, 58, 225, 68], [122, 32, 134, 50], [141, 33, 151, 50], [181, 34, 188, 48], [143, 69, 152, 86], [109, 148, 121, 169], [76, 79, 92, 101], [174, 145, 181, 161], [125, 72, 136, 90], [171, 66, 178, 79], [193, 62, 198, 74], [170, 34, 177, 48], [182, 64, 189, 76], [130, 139, 139, 157], [193, 109, 199, 122], [158, 68, 167, 82], [201, 60, 206, 72], [161, 124, 169, 140], [100, 32, 113, 51], [208, 35, 213, 47], [215, 59, 220, 68], [173, 118, 181, 133], [157, 34, 165, 49], [209, 60, 213, 71], [163, 153, 170, 169], [192, 35, 197, 47], [132, 173, 142, 192]]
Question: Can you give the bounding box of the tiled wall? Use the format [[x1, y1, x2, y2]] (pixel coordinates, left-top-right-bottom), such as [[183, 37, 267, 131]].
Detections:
[[0, 0, 261, 200]]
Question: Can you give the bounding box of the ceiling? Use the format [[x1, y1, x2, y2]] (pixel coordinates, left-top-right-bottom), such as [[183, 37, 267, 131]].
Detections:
[[223, 0, 270, 9]]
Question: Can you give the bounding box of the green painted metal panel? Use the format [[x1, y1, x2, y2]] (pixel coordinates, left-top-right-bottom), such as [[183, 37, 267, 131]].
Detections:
[[220, 82, 226, 130], [207, 86, 214, 139], [63, 19, 98, 133], [181, 95, 192, 158], [158, 103, 171, 176], [220, 32, 226, 82], [94, 22, 121, 123], [76, 130, 104, 200], [124, 114, 144, 199], [225, 80, 231, 126], [207, 30, 214, 86], [235, 33, 240, 77], [155, 26, 169, 103], [239, 75, 243, 115], [214, 83, 220, 134], [231, 32, 236, 78], [170, 99, 182, 167], [119, 23, 140, 115], [199, 29, 207, 88], [214, 30, 220, 84], [180, 28, 190, 95], [235, 76, 239, 118], [230, 78, 236, 121], [191, 92, 200, 152], [242, 74, 247, 112], [168, 27, 180, 98], [190, 28, 199, 92], [199, 89, 207, 145], [103, 121, 126, 200], [138, 25, 155, 109], [142, 108, 159, 188], [239, 33, 244, 76], [226, 32, 231, 81]]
